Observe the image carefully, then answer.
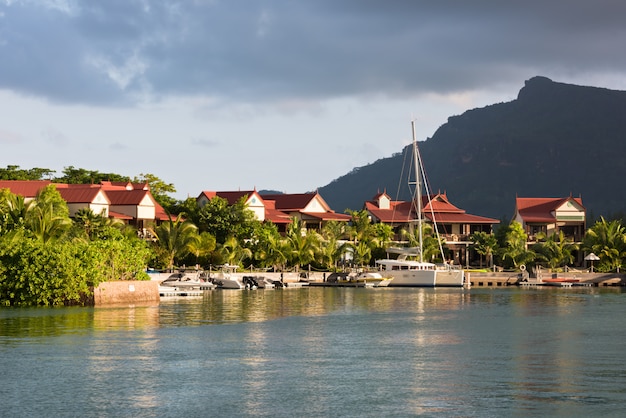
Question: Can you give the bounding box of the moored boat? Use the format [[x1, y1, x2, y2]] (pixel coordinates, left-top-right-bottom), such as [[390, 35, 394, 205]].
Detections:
[[375, 120, 465, 288]]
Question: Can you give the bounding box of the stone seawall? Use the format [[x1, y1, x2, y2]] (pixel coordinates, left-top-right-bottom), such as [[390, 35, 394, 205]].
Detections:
[[467, 271, 626, 287], [93, 281, 159, 305]]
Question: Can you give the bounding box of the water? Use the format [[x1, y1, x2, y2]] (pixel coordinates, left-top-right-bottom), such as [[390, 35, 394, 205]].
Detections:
[[1, 287, 626, 417]]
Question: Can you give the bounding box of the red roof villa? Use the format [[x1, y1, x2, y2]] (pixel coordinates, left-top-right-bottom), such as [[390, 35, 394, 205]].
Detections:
[[0, 180, 169, 231], [365, 190, 500, 266], [513, 196, 586, 242], [197, 190, 350, 233]]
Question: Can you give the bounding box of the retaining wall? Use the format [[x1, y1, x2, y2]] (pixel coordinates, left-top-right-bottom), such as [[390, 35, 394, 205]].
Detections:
[[93, 280, 159, 305], [467, 271, 626, 287]]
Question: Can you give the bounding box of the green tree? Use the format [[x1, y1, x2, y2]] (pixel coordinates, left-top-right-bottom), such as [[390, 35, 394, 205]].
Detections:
[[0, 188, 32, 233], [284, 218, 321, 271], [154, 216, 199, 269], [250, 222, 289, 270], [346, 209, 373, 244], [351, 241, 373, 267], [582, 217, 626, 272], [533, 230, 578, 270], [186, 231, 217, 268], [197, 196, 258, 244], [25, 185, 72, 243], [318, 221, 350, 269], [133, 173, 177, 211], [217, 235, 253, 267], [470, 231, 498, 268], [54, 166, 129, 184], [0, 230, 150, 306], [71, 208, 127, 241], [497, 221, 535, 268], [400, 223, 444, 263], [0, 165, 55, 180]]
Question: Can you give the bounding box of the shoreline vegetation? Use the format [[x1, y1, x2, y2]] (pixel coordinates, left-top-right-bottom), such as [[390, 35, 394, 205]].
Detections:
[[2, 166, 626, 306]]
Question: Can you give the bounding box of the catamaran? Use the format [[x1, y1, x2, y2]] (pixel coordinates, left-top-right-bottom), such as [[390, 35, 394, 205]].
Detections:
[[375, 120, 466, 287]]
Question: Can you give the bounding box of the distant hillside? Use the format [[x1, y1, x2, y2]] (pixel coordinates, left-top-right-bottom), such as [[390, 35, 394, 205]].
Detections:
[[319, 76, 626, 220]]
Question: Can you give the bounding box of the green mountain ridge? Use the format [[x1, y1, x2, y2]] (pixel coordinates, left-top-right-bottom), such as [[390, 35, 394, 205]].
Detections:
[[319, 76, 626, 220]]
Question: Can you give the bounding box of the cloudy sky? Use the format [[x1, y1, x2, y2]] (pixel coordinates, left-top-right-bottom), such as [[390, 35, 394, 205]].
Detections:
[[2, 1, 625, 198]]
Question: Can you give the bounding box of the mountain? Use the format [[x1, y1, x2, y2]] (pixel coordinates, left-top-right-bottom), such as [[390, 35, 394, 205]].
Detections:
[[319, 76, 626, 220]]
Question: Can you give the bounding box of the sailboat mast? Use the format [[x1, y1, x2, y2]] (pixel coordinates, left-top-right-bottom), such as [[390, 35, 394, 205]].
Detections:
[[411, 120, 424, 263]]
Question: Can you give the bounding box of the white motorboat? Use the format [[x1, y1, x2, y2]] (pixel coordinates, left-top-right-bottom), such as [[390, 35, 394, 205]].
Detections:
[[211, 265, 277, 289], [352, 271, 393, 287], [160, 272, 212, 289], [375, 120, 465, 288], [211, 265, 246, 289]]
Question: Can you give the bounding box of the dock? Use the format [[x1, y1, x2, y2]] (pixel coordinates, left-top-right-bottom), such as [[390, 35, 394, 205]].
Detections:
[[159, 289, 205, 297]]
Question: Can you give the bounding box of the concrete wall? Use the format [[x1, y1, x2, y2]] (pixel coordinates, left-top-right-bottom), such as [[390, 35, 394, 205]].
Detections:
[[467, 271, 626, 287], [93, 280, 159, 305]]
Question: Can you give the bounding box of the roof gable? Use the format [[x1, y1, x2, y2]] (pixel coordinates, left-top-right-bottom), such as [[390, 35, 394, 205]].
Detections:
[[106, 189, 155, 206], [516, 196, 585, 223], [57, 187, 110, 204], [261, 192, 332, 212], [198, 190, 260, 206]]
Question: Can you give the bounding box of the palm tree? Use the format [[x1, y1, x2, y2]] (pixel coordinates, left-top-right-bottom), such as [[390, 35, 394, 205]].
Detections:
[[0, 190, 33, 232], [401, 223, 443, 262], [252, 223, 289, 270], [582, 217, 626, 272], [351, 241, 373, 267], [318, 221, 350, 269], [533, 230, 578, 270], [498, 221, 535, 268], [218, 235, 252, 267], [154, 216, 199, 269], [73, 208, 110, 240], [25, 186, 72, 243], [346, 209, 372, 244], [284, 218, 321, 271], [187, 231, 217, 267], [470, 231, 498, 268]]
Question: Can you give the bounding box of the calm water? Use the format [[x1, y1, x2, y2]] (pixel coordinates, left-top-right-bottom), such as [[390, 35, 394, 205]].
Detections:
[[1, 287, 626, 417]]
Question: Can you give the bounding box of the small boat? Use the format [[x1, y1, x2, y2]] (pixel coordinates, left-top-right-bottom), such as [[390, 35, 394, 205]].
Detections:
[[542, 278, 580, 283], [160, 272, 212, 289], [375, 121, 465, 288], [211, 265, 276, 289], [352, 272, 393, 287]]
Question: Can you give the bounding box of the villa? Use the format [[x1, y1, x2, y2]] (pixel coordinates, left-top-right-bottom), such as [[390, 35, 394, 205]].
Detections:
[[197, 190, 351, 233], [513, 195, 586, 243], [0, 180, 170, 234], [364, 190, 500, 266]]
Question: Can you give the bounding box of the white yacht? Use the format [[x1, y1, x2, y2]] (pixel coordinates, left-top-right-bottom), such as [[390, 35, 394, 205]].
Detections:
[[375, 120, 466, 288]]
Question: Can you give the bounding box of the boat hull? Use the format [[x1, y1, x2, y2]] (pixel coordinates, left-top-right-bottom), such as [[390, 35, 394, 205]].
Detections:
[[387, 269, 465, 287]]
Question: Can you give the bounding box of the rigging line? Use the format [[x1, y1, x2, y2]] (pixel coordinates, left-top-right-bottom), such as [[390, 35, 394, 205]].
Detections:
[[415, 135, 448, 264], [391, 140, 411, 231]]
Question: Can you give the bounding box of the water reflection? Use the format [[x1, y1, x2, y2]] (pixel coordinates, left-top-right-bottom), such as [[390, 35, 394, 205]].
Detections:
[[1, 287, 625, 417]]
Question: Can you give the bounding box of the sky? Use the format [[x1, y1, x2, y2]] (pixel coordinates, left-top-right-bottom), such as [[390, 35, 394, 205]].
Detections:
[[2, 1, 626, 200]]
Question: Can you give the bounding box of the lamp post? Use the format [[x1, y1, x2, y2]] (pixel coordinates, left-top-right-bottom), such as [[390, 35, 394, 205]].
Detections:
[[585, 252, 600, 273]]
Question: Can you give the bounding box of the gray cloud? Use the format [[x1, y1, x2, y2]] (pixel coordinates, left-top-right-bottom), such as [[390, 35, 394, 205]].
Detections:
[[1, 0, 625, 106]]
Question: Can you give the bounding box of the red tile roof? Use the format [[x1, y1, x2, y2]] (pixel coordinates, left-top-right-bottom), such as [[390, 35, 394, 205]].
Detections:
[[100, 181, 149, 191], [106, 189, 154, 206], [301, 211, 352, 222], [426, 212, 499, 224], [264, 208, 293, 224], [516, 197, 584, 223], [109, 210, 133, 220], [57, 187, 108, 204], [0, 180, 52, 197], [261, 193, 325, 211], [366, 193, 499, 225], [198, 190, 257, 205]]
